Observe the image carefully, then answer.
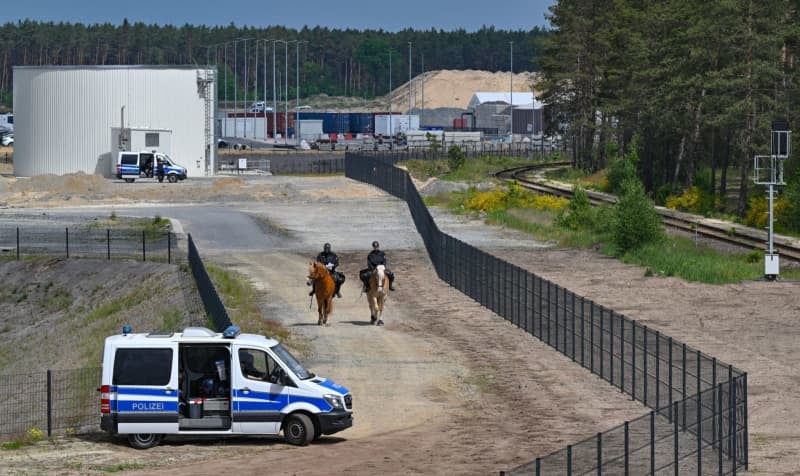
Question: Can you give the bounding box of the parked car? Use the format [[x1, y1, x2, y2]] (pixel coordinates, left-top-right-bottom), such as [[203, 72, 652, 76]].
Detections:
[[249, 101, 274, 113], [1, 135, 12, 146]]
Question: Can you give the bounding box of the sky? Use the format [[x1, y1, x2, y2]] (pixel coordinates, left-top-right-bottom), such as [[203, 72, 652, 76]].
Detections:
[[0, 0, 554, 31]]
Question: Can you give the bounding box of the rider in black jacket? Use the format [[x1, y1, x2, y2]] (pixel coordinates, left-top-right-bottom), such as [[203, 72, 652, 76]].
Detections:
[[360, 241, 395, 291], [310, 243, 344, 298]]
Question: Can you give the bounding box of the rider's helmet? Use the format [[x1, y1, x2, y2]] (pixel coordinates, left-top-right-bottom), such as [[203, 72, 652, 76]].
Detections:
[[372, 241, 380, 249], [323, 243, 331, 252]]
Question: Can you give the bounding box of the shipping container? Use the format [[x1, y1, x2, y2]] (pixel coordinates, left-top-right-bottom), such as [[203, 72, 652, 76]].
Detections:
[[334, 113, 350, 133], [349, 113, 373, 134], [297, 112, 338, 134], [374, 115, 420, 136]]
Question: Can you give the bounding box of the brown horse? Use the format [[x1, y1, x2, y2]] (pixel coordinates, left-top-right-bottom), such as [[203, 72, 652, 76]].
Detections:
[[307, 261, 335, 325], [367, 265, 389, 326]]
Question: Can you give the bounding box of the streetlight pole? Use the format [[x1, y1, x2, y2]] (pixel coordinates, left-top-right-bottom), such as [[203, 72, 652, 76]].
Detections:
[[244, 39, 248, 138], [421, 53, 424, 127], [224, 43, 228, 137], [510, 41, 513, 145], [408, 41, 412, 116], [389, 49, 392, 145]]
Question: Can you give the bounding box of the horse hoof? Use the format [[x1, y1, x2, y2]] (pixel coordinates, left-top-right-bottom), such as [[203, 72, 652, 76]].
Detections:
[[377, 320, 384, 326], [370, 316, 376, 324]]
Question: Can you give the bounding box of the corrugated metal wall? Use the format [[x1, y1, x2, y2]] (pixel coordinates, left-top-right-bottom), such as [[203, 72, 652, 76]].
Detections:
[[13, 66, 214, 177]]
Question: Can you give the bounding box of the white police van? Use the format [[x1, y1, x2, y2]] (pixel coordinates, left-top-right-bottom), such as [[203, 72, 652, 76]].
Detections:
[[115, 150, 187, 183], [99, 325, 353, 449]]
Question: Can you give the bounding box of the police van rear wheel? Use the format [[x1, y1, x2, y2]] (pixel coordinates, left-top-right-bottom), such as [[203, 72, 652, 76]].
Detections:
[[283, 413, 313, 446], [127, 433, 162, 449]]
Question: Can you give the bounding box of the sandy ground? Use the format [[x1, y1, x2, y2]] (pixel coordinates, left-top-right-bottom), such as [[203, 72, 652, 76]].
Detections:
[[0, 173, 796, 474], [392, 69, 540, 110]]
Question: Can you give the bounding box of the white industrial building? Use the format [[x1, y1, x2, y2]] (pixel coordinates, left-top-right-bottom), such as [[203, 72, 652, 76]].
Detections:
[[13, 65, 216, 177]]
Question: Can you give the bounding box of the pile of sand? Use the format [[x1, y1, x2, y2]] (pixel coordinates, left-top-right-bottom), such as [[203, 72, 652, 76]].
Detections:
[[391, 69, 540, 110]]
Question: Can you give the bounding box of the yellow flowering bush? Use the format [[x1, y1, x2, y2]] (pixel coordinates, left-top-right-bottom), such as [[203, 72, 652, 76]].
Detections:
[[26, 428, 44, 442], [665, 186, 703, 212], [744, 196, 788, 229], [464, 182, 568, 213]]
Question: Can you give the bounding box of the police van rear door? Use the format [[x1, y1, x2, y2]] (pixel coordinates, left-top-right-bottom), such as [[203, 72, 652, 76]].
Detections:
[[113, 344, 180, 435]]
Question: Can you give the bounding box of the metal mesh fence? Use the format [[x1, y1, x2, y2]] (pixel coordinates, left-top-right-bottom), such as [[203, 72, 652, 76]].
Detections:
[[0, 367, 101, 438], [345, 151, 748, 475], [0, 227, 178, 263], [187, 233, 231, 332]]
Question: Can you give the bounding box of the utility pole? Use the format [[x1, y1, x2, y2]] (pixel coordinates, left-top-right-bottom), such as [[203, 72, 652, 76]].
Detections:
[[408, 41, 412, 115], [754, 120, 791, 280], [389, 49, 393, 146], [421, 53, 424, 127], [510, 41, 514, 145]]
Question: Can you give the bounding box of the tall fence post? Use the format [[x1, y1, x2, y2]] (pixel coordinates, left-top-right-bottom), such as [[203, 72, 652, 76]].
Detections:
[[65, 227, 69, 259], [624, 421, 629, 476], [535, 457, 541, 476], [16, 227, 19, 260], [107, 229, 111, 260], [620, 316, 625, 393], [567, 444, 573, 476], [718, 382, 724, 475], [650, 410, 655, 475], [683, 343, 687, 429], [697, 383, 702, 475], [643, 326, 648, 407], [632, 322, 636, 401], [610, 310, 615, 386], [142, 230, 146, 262], [674, 401, 679, 476], [596, 432, 602, 476], [168, 232, 171, 264], [744, 372, 748, 469], [46, 370, 52, 437]]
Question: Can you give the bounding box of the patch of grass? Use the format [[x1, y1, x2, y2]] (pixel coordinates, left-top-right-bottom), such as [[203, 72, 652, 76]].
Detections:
[[206, 264, 295, 346], [1, 439, 25, 450], [620, 238, 800, 283], [158, 307, 185, 333], [100, 462, 146, 473], [252, 216, 293, 239]]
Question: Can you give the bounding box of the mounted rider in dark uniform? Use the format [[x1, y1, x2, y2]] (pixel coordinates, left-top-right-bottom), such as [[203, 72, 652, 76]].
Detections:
[[310, 243, 345, 298], [360, 241, 395, 292]]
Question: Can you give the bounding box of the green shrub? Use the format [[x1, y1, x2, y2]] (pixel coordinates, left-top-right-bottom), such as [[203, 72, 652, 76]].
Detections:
[[447, 145, 465, 171], [612, 178, 664, 252], [557, 186, 594, 231], [606, 154, 638, 195]]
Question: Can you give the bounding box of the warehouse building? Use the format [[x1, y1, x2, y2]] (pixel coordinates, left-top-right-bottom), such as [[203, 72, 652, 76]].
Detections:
[[13, 65, 216, 177]]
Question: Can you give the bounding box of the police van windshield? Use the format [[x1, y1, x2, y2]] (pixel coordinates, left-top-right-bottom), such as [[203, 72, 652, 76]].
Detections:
[[271, 343, 313, 380]]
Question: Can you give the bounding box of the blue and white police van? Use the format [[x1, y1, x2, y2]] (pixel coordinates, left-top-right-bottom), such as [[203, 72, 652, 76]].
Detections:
[[99, 325, 353, 449], [115, 150, 188, 183]]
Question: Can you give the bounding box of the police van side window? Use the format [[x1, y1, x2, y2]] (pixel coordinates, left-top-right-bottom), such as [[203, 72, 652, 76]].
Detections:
[[121, 154, 138, 166], [113, 348, 173, 386]]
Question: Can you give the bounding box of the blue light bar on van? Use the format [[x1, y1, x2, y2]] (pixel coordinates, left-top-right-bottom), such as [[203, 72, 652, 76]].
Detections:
[[222, 325, 241, 338], [122, 325, 132, 335]]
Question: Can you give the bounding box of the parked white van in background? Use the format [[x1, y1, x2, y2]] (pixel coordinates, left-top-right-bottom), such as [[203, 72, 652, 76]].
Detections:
[[99, 326, 353, 449], [115, 151, 187, 183]]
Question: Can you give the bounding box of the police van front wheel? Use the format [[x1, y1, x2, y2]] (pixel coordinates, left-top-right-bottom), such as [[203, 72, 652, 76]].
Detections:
[[283, 413, 314, 446], [127, 433, 162, 449]]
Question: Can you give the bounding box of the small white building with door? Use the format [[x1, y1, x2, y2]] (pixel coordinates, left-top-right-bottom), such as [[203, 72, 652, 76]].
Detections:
[[13, 65, 216, 177]]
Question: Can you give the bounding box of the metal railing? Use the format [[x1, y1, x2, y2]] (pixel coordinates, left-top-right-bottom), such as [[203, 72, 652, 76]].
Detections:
[[345, 151, 747, 475], [187, 233, 231, 332], [0, 234, 229, 439], [0, 367, 101, 438], [0, 227, 177, 263], [216, 154, 345, 175]]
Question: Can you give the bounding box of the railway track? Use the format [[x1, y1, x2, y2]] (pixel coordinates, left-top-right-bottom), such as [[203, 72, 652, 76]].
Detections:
[[495, 163, 800, 262]]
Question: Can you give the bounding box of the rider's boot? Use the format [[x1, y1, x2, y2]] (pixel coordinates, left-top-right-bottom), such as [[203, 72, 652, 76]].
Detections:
[[308, 284, 314, 296], [335, 284, 342, 298]]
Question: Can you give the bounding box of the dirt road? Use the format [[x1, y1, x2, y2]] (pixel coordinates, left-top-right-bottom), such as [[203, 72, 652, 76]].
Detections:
[[0, 174, 797, 474]]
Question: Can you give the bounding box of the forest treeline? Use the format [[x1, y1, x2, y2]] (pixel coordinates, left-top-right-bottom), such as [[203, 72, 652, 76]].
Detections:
[[0, 20, 546, 104], [538, 0, 800, 224]]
